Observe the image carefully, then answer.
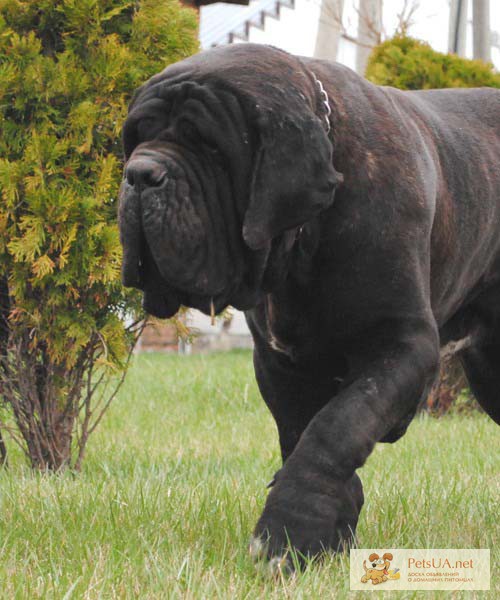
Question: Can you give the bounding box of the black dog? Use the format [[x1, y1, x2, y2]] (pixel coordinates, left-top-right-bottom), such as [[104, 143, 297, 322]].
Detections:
[[119, 44, 500, 563]]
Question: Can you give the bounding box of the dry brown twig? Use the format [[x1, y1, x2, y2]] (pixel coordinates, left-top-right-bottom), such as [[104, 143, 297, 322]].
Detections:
[[395, 0, 420, 35]]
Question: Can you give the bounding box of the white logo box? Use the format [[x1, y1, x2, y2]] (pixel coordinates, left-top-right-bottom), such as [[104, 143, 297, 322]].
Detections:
[[350, 548, 490, 591]]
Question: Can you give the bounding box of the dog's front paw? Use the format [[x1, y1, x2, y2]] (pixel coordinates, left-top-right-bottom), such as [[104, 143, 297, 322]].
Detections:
[[251, 472, 363, 568]]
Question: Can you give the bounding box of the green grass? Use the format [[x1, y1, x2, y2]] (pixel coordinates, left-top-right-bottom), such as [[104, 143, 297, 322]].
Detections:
[[0, 351, 498, 599]]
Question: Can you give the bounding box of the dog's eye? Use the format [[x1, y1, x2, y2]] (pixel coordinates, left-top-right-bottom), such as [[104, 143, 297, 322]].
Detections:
[[137, 117, 161, 142], [179, 120, 198, 144], [179, 120, 219, 155]]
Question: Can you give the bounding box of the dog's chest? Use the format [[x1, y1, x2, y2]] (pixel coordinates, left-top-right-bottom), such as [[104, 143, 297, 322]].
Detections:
[[264, 294, 323, 361]]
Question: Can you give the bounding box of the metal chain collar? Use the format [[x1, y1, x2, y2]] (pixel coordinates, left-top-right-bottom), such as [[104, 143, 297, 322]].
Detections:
[[312, 72, 332, 133]]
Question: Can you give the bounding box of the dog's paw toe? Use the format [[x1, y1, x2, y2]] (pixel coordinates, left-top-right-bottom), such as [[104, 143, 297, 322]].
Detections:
[[249, 536, 295, 574], [249, 535, 265, 560], [268, 554, 293, 576]]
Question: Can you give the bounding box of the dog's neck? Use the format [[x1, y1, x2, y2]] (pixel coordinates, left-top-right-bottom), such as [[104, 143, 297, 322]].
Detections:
[[260, 222, 323, 361], [260, 218, 321, 295]]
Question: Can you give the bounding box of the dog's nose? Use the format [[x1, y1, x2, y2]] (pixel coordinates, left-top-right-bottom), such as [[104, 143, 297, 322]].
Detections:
[[125, 159, 166, 189]]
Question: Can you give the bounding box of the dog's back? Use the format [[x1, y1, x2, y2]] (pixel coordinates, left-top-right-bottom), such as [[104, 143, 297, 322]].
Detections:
[[308, 57, 500, 322]]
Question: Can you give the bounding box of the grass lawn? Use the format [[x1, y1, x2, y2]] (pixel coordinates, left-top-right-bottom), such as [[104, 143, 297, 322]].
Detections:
[[0, 350, 498, 599]]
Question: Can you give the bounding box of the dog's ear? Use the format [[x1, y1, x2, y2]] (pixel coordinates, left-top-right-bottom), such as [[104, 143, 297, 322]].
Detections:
[[242, 110, 343, 250], [383, 553, 393, 561], [369, 553, 379, 562]]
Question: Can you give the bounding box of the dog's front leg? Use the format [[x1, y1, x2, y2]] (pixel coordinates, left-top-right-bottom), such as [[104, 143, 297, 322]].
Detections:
[[252, 320, 439, 564]]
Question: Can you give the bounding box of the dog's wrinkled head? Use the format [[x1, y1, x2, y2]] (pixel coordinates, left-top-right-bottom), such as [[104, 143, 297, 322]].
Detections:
[[119, 44, 342, 318]]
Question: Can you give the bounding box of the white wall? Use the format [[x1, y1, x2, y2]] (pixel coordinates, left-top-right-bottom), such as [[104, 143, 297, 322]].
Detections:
[[245, 0, 320, 56]]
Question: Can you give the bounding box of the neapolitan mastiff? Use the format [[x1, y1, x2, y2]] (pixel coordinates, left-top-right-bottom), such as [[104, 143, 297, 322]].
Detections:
[[119, 44, 500, 563]]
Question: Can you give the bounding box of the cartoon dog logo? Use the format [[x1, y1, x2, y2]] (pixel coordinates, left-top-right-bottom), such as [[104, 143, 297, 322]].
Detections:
[[361, 552, 400, 585]]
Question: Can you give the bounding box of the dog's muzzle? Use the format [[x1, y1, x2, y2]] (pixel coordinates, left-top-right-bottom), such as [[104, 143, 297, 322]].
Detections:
[[118, 154, 230, 319], [125, 157, 167, 190]]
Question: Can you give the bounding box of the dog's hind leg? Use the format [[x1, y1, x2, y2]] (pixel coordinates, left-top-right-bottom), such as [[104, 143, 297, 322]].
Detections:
[[460, 339, 500, 424]]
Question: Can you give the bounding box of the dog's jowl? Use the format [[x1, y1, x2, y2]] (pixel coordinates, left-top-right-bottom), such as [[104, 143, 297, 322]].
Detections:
[[118, 44, 500, 565]]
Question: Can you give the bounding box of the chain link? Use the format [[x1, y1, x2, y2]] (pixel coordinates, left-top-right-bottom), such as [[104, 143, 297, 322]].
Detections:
[[312, 73, 332, 133]]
